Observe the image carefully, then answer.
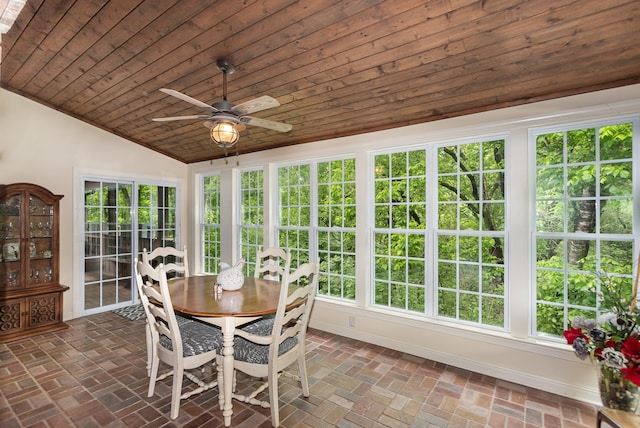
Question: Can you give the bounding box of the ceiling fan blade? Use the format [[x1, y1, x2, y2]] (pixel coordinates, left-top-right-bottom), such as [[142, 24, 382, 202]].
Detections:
[[159, 88, 216, 111], [152, 115, 211, 122], [241, 116, 292, 132], [231, 95, 280, 115]]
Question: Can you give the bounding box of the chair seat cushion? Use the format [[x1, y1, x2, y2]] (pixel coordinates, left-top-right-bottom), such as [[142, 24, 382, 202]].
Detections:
[[234, 317, 298, 364], [176, 314, 194, 326], [160, 319, 223, 357]]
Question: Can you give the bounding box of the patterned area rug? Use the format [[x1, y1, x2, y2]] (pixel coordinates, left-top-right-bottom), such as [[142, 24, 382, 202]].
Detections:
[[111, 304, 146, 321]]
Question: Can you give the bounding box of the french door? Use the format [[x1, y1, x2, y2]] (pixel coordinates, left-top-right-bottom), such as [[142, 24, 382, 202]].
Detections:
[[82, 178, 178, 313]]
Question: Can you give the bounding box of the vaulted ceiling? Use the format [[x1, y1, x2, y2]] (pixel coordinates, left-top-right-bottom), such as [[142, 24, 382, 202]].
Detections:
[[2, 0, 639, 164]]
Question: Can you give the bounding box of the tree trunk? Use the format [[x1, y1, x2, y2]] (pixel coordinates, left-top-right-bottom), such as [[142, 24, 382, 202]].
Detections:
[[568, 187, 596, 267]]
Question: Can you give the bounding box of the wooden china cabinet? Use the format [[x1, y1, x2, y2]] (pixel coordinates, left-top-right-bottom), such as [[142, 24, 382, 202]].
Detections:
[[0, 183, 69, 342]]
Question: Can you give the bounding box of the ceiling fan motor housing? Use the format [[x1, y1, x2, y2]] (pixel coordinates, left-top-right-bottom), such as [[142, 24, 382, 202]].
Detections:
[[213, 99, 236, 113]]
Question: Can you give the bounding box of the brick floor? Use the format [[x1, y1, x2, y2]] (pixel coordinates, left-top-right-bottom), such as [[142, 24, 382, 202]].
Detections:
[[0, 312, 599, 427]]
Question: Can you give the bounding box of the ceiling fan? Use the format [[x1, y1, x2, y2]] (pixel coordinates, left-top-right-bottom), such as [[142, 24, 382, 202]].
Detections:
[[152, 59, 292, 150]]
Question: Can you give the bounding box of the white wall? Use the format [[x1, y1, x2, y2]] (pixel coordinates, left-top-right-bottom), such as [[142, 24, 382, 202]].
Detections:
[[189, 84, 640, 405], [0, 88, 188, 320]]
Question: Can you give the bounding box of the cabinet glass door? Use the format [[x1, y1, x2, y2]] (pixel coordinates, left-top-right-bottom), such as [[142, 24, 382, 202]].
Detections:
[[0, 194, 22, 289], [27, 194, 54, 287]]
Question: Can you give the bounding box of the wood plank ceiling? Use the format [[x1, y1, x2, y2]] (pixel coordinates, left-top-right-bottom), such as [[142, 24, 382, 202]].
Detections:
[[2, 0, 639, 164]]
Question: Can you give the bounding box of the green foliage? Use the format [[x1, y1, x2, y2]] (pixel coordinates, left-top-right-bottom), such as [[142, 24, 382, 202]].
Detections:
[[312, 159, 357, 299], [202, 175, 221, 272], [536, 303, 564, 336], [203, 175, 220, 224], [534, 122, 635, 337], [597, 273, 640, 342], [240, 170, 263, 225], [432, 140, 506, 326], [372, 139, 506, 325], [270, 122, 633, 333]]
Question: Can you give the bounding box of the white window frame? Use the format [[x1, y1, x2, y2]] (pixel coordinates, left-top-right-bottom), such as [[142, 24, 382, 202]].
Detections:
[[368, 133, 509, 330], [237, 167, 264, 276], [370, 148, 430, 314], [529, 116, 640, 340], [316, 156, 357, 301], [275, 161, 315, 269], [273, 155, 358, 301], [433, 136, 509, 330]]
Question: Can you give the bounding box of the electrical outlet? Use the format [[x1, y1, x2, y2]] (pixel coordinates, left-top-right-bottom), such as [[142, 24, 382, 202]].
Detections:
[[348, 315, 356, 328]]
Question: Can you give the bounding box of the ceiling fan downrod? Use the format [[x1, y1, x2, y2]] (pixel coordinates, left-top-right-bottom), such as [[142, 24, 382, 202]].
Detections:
[[216, 59, 234, 102]]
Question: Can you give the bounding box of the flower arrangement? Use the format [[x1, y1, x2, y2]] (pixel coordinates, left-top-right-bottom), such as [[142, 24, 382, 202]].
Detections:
[[563, 266, 640, 410]]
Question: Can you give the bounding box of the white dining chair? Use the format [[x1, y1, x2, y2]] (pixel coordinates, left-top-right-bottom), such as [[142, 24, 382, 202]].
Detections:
[[134, 259, 223, 419], [254, 247, 291, 281], [143, 245, 189, 277], [219, 262, 319, 427], [139, 245, 191, 377]]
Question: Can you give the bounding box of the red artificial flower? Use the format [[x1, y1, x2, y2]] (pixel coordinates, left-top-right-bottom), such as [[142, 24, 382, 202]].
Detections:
[[593, 347, 604, 359], [563, 327, 587, 345], [621, 337, 640, 361], [620, 365, 640, 387]]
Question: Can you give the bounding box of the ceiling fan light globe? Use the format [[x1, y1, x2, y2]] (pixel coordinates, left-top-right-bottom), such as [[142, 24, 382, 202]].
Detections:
[[210, 121, 239, 148]]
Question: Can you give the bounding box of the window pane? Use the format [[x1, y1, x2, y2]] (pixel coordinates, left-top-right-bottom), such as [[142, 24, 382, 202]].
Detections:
[[567, 165, 596, 197], [567, 128, 596, 163], [484, 140, 505, 170], [536, 167, 564, 199], [438, 262, 456, 289], [482, 296, 504, 327], [601, 162, 632, 197], [536, 132, 564, 166], [536, 270, 564, 302], [600, 123, 632, 160], [459, 293, 479, 322], [407, 286, 425, 312], [536, 201, 564, 233], [482, 266, 504, 294], [537, 303, 563, 336]]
